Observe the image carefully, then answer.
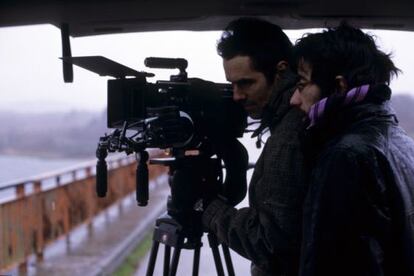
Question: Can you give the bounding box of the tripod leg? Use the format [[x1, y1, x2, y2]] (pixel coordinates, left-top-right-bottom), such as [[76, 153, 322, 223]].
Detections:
[[168, 247, 182, 276], [163, 245, 171, 276], [207, 234, 225, 276], [192, 245, 201, 276], [222, 244, 235, 276], [146, 240, 160, 276]]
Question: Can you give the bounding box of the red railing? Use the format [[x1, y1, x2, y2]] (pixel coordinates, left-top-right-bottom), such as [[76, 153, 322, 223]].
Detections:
[[0, 153, 167, 273]]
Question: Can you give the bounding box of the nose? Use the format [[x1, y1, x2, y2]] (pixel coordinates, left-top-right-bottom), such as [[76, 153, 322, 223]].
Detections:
[[232, 86, 246, 102], [290, 89, 301, 107]]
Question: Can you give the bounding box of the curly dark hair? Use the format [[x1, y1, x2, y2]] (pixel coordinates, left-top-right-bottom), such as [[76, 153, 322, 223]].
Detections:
[[217, 17, 293, 84], [294, 22, 400, 97]]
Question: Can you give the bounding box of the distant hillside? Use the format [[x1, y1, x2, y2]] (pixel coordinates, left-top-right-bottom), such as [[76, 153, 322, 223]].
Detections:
[[0, 110, 107, 158], [390, 94, 414, 137], [1, 93, 414, 158]]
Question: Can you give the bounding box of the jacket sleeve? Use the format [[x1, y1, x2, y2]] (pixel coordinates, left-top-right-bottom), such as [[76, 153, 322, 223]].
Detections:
[[202, 133, 307, 270], [202, 198, 296, 269]]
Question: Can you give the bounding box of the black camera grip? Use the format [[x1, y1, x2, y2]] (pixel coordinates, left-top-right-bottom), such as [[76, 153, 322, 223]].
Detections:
[[136, 151, 149, 206], [96, 159, 108, 197], [219, 139, 249, 205]]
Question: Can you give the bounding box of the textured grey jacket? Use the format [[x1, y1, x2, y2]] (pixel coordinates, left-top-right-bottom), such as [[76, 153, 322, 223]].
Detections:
[[202, 71, 307, 276]]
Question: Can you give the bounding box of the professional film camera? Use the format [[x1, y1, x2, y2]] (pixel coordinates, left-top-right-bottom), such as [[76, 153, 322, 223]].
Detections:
[[64, 56, 248, 275]]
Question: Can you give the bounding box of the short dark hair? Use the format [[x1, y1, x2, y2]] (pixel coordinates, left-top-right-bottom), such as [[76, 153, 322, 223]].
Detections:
[[294, 22, 400, 97], [217, 17, 293, 83]]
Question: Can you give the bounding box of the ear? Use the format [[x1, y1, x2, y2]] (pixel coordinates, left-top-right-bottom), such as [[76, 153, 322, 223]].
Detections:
[[335, 75, 348, 93], [276, 60, 289, 73], [274, 60, 289, 82]]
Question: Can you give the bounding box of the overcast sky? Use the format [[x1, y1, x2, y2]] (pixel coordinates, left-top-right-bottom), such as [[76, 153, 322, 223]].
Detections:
[[1, 24, 413, 113]]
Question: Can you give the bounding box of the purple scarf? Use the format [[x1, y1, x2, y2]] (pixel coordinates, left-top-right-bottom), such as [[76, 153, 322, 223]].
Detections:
[[308, 84, 370, 128]]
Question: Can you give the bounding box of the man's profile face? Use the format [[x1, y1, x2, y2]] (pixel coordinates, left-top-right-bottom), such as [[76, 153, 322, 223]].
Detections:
[[223, 55, 273, 119], [290, 59, 321, 113]]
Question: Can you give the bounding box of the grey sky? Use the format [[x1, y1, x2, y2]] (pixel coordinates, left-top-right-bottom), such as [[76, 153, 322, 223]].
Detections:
[[0, 24, 413, 113]]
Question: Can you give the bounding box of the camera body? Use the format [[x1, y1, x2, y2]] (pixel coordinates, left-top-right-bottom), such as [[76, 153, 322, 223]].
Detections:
[[106, 64, 246, 150]]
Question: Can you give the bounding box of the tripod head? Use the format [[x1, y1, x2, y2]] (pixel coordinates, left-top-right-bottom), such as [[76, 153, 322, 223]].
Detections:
[[150, 150, 223, 241]]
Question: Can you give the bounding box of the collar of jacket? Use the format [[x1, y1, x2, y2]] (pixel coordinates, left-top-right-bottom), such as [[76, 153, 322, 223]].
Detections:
[[251, 70, 299, 137]]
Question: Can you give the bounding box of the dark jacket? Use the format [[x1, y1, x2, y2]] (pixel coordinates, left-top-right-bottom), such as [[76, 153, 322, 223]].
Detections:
[[300, 95, 414, 276], [203, 71, 308, 276]]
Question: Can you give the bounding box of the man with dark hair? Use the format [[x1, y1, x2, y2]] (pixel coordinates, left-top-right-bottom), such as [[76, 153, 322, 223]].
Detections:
[[290, 23, 414, 276], [202, 17, 307, 275]]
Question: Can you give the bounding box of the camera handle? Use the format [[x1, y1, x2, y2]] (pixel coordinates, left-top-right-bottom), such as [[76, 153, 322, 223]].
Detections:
[[136, 150, 149, 206], [96, 140, 108, 197]]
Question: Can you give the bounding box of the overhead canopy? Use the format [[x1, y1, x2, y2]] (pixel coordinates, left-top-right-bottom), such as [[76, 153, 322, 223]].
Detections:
[[1, 0, 414, 37]]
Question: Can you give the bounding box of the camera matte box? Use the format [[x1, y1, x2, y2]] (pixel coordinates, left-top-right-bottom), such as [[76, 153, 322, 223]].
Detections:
[[107, 78, 148, 129]]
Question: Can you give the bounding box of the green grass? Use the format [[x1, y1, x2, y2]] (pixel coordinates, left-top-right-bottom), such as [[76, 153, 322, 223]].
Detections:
[[113, 231, 154, 276]]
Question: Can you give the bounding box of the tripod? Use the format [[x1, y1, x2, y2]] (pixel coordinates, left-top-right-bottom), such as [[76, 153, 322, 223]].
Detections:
[[145, 213, 235, 276], [145, 155, 235, 276]]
